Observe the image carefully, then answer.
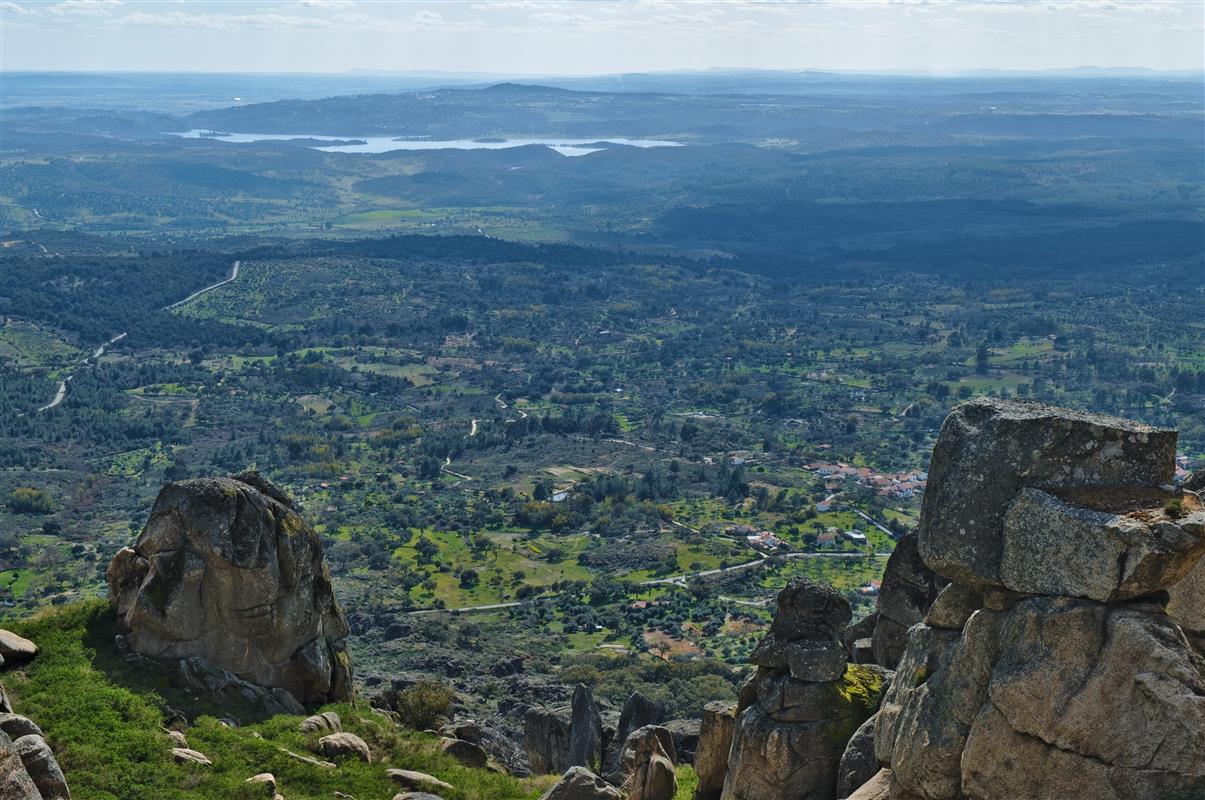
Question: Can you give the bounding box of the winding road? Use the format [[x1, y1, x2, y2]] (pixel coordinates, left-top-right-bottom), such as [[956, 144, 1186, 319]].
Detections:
[[34, 262, 239, 413], [166, 261, 240, 310]]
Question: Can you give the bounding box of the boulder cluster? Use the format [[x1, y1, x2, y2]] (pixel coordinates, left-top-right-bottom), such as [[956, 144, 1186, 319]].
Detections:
[[106, 473, 353, 709], [524, 685, 686, 800], [859, 398, 1205, 800], [720, 578, 884, 800]]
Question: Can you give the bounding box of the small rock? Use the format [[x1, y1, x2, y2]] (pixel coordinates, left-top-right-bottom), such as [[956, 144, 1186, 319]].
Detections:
[[278, 747, 336, 769], [539, 765, 622, 800], [438, 736, 487, 769], [299, 711, 342, 734], [170, 747, 212, 766], [392, 793, 445, 800], [318, 732, 371, 763], [387, 768, 453, 793], [245, 772, 276, 797], [438, 719, 482, 744], [0, 630, 38, 664], [166, 729, 188, 748]]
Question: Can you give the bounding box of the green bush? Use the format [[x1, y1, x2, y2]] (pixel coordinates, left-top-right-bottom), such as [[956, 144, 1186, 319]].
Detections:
[[6, 487, 53, 514], [394, 679, 456, 731]]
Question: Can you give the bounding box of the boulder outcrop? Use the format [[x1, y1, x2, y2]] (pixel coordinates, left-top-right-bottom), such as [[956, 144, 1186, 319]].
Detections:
[[524, 706, 572, 774], [619, 726, 677, 800], [107, 474, 352, 708], [722, 578, 884, 800], [868, 399, 1205, 800], [568, 684, 603, 771], [917, 397, 1178, 587]]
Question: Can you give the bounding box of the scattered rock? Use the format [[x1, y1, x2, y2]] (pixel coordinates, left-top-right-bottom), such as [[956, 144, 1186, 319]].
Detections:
[[568, 684, 602, 770], [693, 701, 736, 800], [917, 398, 1176, 587], [169, 747, 212, 766], [387, 769, 454, 793], [299, 711, 342, 734], [317, 732, 371, 763], [539, 766, 623, 800], [107, 476, 353, 708], [0, 631, 37, 665], [438, 736, 487, 769]]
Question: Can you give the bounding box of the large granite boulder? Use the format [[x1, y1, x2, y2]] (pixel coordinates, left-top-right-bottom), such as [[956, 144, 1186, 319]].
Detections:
[[107, 474, 352, 707], [693, 701, 736, 800], [918, 398, 1177, 587], [723, 579, 884, 800], [872, 402, 1205, 800], [1000, 486, 1204, 601], [610, 691, 661, 773], [869, 532, 946, 668]]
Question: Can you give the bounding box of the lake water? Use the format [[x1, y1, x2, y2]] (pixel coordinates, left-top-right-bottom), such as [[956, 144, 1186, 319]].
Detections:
[[169, 130, 681, 156]]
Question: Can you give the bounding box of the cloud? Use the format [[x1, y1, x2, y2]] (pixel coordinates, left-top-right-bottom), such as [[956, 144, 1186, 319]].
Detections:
[[0, 1, 35, 14], [44, 0, 121, 16]]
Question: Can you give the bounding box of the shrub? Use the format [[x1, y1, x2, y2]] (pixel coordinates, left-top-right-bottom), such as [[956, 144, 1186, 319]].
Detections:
[[395, 680, 455, 731], [6, 487, 53, 514]]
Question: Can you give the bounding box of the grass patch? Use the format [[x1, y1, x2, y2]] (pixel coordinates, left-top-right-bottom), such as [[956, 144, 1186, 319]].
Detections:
[[3, 600, 550, 800]]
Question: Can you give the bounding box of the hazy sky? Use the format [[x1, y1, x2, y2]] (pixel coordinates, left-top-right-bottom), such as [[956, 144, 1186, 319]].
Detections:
[[2, 0, 1203, 75]]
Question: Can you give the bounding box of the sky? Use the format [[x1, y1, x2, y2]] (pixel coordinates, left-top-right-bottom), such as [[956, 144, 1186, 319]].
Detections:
[[2, 0, 1203, 75]]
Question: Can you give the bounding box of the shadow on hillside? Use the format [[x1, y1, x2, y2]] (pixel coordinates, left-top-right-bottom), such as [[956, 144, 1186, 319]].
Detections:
[[83, 603, 283, 724]]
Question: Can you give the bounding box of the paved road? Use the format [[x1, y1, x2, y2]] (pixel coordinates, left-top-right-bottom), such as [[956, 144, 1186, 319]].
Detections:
[[36, 332, 128, 412], [851, 508, 896, 538], [35, 259, 237, 412], [167, 261, 240, 310]]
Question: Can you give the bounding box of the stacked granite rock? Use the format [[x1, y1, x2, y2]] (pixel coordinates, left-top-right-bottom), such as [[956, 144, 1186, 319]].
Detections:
[[721, 578, 884, 800], [862, 398, 1205, 800]]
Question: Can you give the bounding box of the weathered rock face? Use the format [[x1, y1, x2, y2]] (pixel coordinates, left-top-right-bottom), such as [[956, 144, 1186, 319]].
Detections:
[[693, 701, 735, 800], [868, 401, 1205, 800], [620, 726, 677, 800], [10, 734, 70, 800], [524, 706, 572, 774], [0, 730, 42, 800], [612, 691, 661, 772], [107, 475, 352, 707], [835, 713, 878, 800], [869, 532, 946, 668], [568, 684, 603, 771], [917, 398, 1177, 587], [722, 579, 883, 800]]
